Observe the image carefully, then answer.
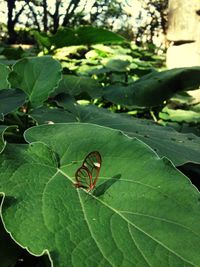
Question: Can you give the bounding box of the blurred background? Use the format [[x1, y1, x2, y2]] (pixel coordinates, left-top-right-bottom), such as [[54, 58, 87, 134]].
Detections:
[[0, 0, 168, 47], [1, 0, 200, 68]]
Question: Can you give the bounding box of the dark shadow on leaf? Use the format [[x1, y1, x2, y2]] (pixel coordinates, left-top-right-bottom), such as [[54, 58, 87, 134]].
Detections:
[[54, 151, 61, 168], [1, 196, 18, 210], [93, 174, 121, 197]]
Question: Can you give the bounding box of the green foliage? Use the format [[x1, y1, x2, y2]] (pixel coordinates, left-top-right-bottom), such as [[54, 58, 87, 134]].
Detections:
[[30, 104, 200, 166], [54, 75, 103, 99], [1, 46, 25, 60], [33, 26, 125, 52], [0, 89, 26, 120], [0, 31, 200, 266], [0, 44, 39, 65], [8, 56, 62, 107], [160, 107, 200, 123], [54, 41, 164, 79], [103, 67, 200, 107], [0, 63, 10, 89]]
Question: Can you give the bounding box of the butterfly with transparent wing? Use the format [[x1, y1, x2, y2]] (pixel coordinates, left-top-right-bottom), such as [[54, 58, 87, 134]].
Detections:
[[74, 151, 102, 191]]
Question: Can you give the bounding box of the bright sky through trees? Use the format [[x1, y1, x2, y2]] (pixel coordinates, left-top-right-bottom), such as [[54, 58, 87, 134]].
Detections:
[[0, 0, 142, 28], [0, 0, 166, 46]]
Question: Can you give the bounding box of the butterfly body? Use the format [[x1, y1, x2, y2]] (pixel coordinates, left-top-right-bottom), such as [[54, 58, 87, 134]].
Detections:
[[75, 151, 102, 191]]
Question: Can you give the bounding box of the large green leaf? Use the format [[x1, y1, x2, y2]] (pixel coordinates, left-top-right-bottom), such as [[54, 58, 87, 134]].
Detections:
[[0, 63, 10, 89], [30, 105, 200, 166], [31, 106, 76, 124], [54, 75, 103, 98], [103, 67, 200, 107], [76, 26, 125, 45], [8, 56, 62, 107], [0, 123, 200, 267], [160, 107, 200, 123], [51, 26, 125, 48], [102, 55, 132, 72], [51, 28, 78, 47], [0, 88, 26, 120]]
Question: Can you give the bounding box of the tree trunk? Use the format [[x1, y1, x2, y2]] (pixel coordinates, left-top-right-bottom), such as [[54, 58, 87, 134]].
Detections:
[[6, 0, 26, 43], [167, 0, 200, 68], [42, 0, 48, 32], [7, 0, 16, 43], [51, 0, 62, 33], [25, 0, 41, 32]]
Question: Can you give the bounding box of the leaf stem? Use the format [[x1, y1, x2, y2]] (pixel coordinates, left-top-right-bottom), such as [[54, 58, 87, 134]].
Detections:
[[150, 110, 157, 122]]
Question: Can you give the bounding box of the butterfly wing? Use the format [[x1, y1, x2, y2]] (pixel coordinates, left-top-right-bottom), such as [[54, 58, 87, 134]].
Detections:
[[75, 166, 92, 189], [82, 151, 102, 188]]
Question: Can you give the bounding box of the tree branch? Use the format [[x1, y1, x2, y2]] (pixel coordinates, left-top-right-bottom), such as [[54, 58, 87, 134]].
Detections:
[[62, 0, 80, 26], [24, 0, 41, 31], [13, 3, 26, 24]]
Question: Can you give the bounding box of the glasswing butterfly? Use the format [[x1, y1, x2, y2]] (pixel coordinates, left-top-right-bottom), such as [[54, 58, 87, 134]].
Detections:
[[75, 151, 102, 191]]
